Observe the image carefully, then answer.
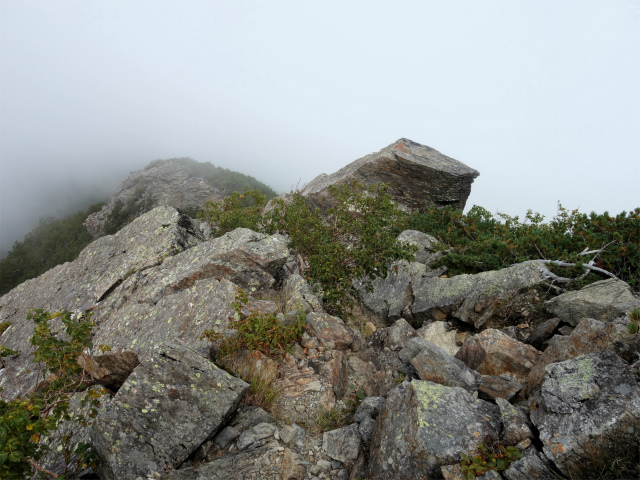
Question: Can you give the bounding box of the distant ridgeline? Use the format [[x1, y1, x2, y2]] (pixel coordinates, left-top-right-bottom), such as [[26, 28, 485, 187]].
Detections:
[[0, 158, 277, 295]]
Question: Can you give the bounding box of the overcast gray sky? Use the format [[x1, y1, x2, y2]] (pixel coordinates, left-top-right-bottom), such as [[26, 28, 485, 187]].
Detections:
[[1, 1, 639, 257]]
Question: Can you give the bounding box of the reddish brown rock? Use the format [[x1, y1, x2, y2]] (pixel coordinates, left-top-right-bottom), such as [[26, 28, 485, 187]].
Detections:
[[478, 373, 523, 401], [305, 312, 354, 351], [77, 351, 139, 391], [455, 329, 542, 382]]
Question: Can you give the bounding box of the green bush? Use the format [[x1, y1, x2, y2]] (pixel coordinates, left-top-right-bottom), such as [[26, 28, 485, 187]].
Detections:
[[407, 205, 640, 290], [0, 309, 105, 479], [460, 441, 523, 479], [264, 182, 414, 317], [201, 289, 305, 361], [197, 188, 268, 236]]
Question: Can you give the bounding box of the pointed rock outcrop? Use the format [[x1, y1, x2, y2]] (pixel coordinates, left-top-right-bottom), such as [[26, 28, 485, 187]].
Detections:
[[301, 138, 479, 212]]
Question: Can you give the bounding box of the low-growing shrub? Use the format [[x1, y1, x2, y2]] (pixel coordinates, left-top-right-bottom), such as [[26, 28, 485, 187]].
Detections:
[[460, 440, 523, 479], [316, 385, 365, 432], [0, 309, 105, 479]]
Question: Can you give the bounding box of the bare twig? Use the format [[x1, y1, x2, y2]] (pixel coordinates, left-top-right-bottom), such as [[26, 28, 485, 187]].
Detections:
[[516, 259, 619, 280], [27, 459, 59, 478]]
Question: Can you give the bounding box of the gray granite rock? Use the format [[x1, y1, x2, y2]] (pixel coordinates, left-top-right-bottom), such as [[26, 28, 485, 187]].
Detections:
[[301, 138, 479, 212], [323, 423, 361, 465], [369, 380, 501, 479], [544, 278, 640, 326], [528, 351, 640, 479], [90, 340, 249, 480]]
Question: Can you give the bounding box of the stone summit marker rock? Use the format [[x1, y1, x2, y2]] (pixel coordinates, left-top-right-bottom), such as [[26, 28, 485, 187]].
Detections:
[[301, 138, 479, 212]]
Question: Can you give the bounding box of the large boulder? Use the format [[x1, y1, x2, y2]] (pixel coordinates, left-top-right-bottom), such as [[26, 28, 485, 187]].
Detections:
[[0, 207, 204, 399], [301, 138, 479, 212], [455, 329, 542, 383], [544, 278, 640, 326], [369, 380, 501, 479], [0, 208, 290, 400], [91, 340, 249, 480], [84, 158, 224, 238], [528, 352, 640, 479]]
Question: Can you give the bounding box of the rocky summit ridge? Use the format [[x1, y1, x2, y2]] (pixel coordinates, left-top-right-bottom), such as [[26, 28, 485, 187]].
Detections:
[[0, 139, 638, 480]]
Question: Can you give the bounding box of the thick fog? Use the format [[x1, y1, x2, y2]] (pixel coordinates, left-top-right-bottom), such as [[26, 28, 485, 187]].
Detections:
[[1, 1, 639, 258]]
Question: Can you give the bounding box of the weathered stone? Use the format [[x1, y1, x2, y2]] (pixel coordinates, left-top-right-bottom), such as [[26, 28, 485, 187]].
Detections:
[[90, 340, 249, 480], [441, 464, 464, 480], [383, 318, 418, 350], [416, 321, 459, 356], [358, 416, 377, 444], [496, 397, 532, 446], [478, 373, 523, 401], [406, 339, 481, 392], [279, 423, 307, 449], [323, 423, 361, 464], [544, 279, 640, 326], [160, 442, 280, 480], [525, 317, 561, 350], [77, 351, 139, 391], [455, 329, 541, 382], [281, 447, 307, 480], [305, 312, 354, 350], [283, 273, 322, 314], [0, 206, 204, 399], [236, 422, 278, 450], [397, 229, 442, 264], [526, 317, 621, 395], [502, 449, 562, 480], [85, 158, 224, 238], [347, 355, 377, 396], [369, 381, 501, 479], [321, 350, 349, 398], [528, 352, 640, 479], [356, 260, 428, 321], [411, 262, 549, 328], [353, 396, 385, 424], [214, 426, 240, 449], [301, 138, 479, 212]]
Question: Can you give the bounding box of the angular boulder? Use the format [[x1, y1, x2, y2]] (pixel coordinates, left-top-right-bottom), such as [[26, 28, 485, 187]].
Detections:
[[305, 312, 354, 350], [301, 138, 479, 212], [528, 351, 640, 479], [369, 380, 501, 479], [544, 278, 640, 326], [91, 340, 249, 480], [0, 206, 204, 399], [455, 329, 542, 383]]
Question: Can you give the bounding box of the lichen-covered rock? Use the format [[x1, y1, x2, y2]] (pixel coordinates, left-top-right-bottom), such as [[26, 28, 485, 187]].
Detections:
[[411, 263, 549, 328], [397, 229, 442, 264], [502, 449, 562, 480], [399, 337, 481, 392], [282, 273, 322, 314], [495, 397, 532, 446], [528, 351, 640, 479], [160, 442, 281, 480], [544, 279, 640, 326], [0, 206, 204, 399], [84, 158, 224, 238], [369, 380, 501, 479], [90, 340, 249, 480], [305, 312, 354, 350], [455, 329, 541, 383], [301, 138, 479, 212], [323, 423, 361, 465], [526, 317, 626, 395]]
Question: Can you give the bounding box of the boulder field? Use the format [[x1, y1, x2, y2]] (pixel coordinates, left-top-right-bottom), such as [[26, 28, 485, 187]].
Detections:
[[1, 206, 638, 480]]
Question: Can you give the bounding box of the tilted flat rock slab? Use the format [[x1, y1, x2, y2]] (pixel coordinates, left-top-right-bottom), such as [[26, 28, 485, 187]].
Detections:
[[0, 206, 203, 399], [411, 262, 548, 327], [529, 351, 640, 479], [91, 340, 249, 480], [544, 278, 640, 326], [301, 138, 479, 211], [369, 380, 500, 479]]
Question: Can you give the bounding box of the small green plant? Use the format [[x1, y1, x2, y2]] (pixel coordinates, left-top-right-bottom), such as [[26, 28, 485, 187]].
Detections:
[[627, 309, 640, 335], [201, 289, 305, 360], [198, 187, 268, 237], [460, 441, 524, 479], [0, 309, 106, 479], [316, 385, 365, 432]]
